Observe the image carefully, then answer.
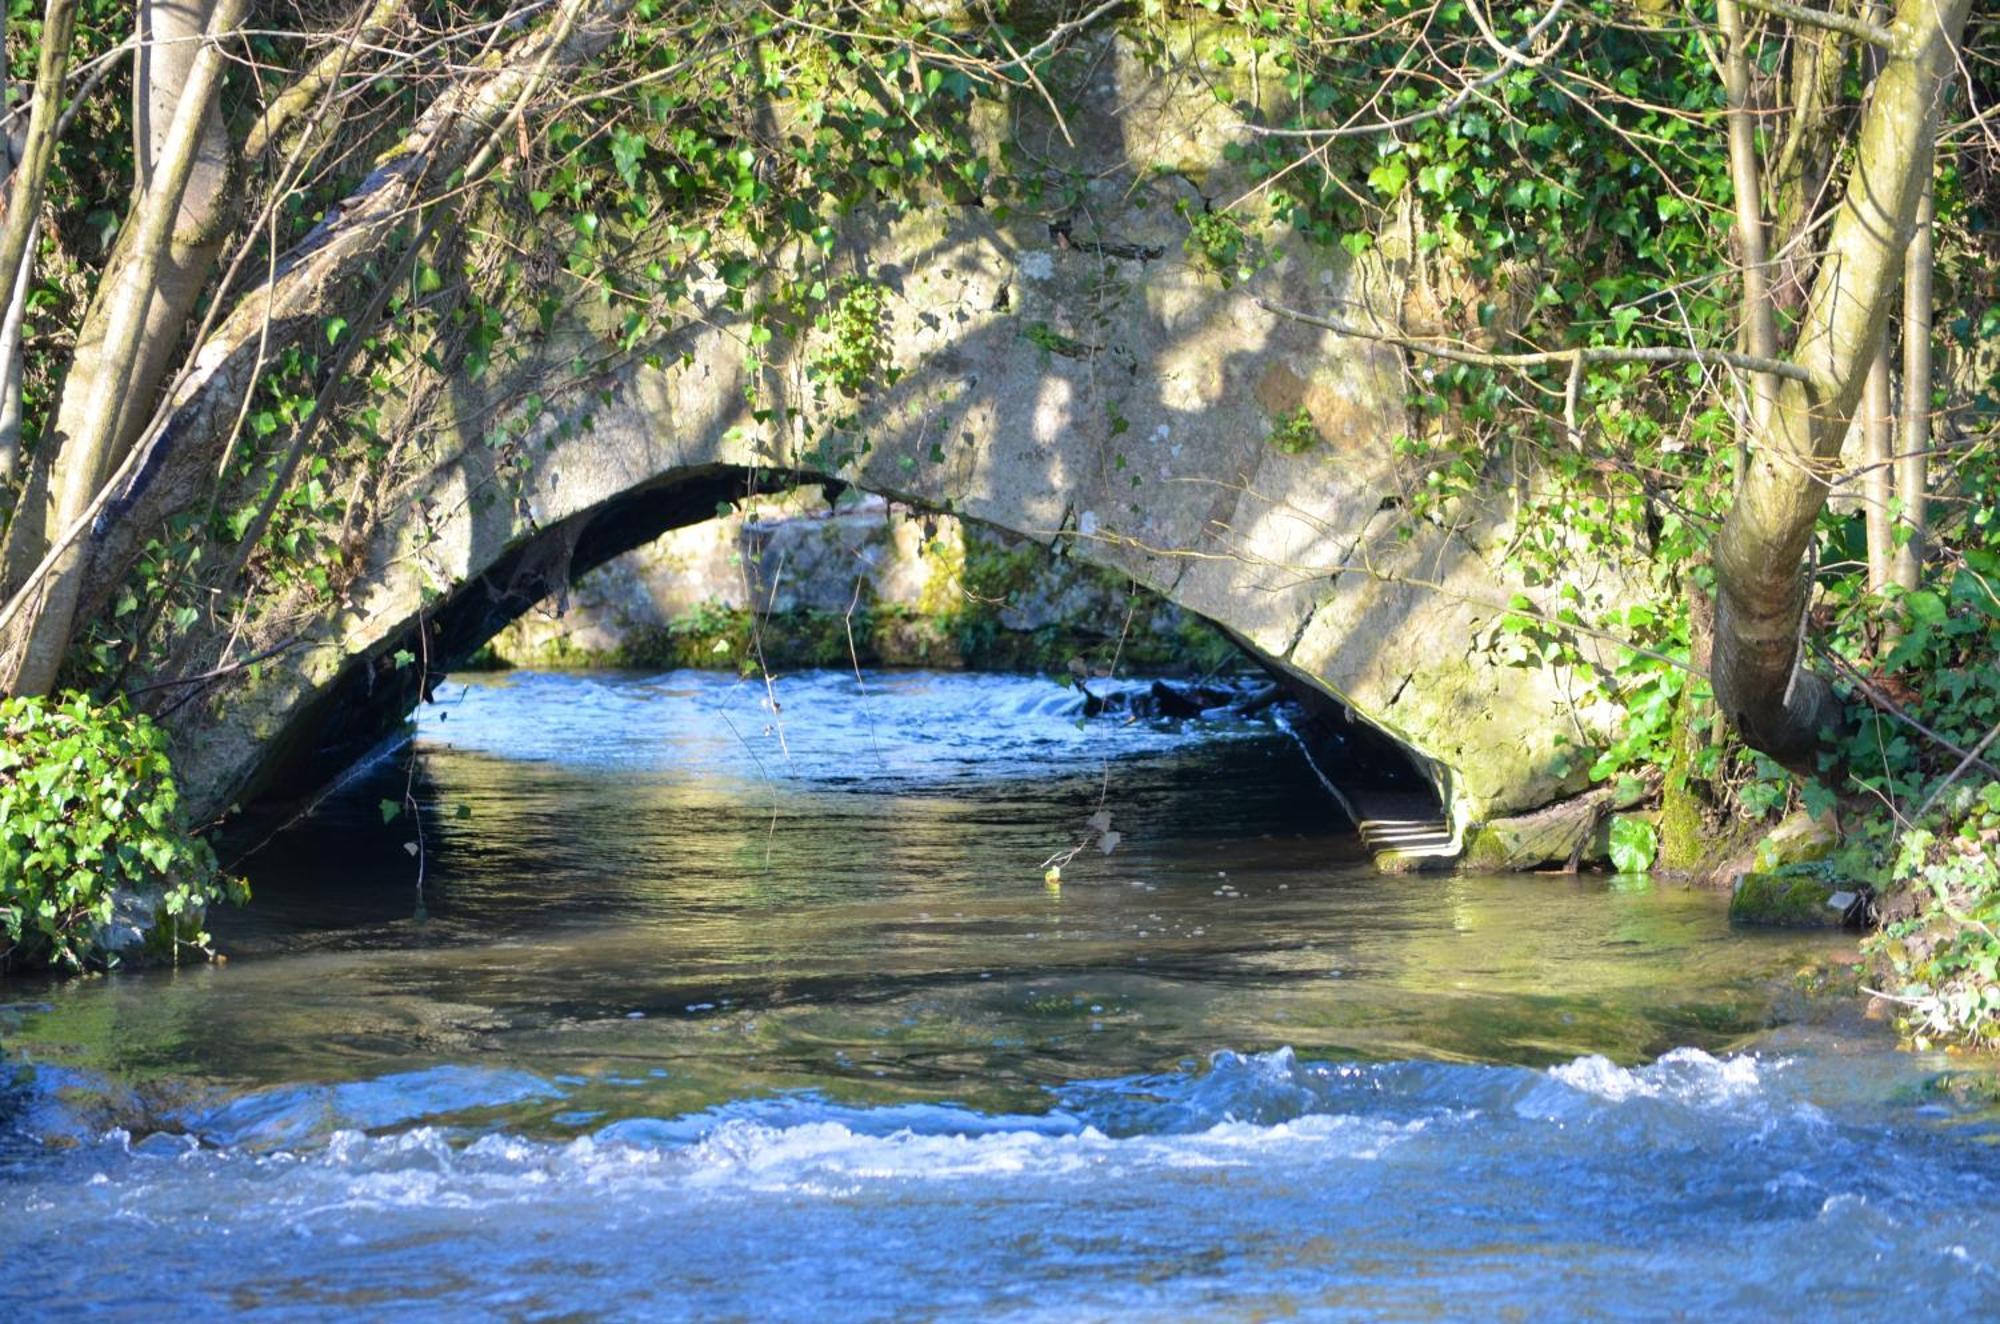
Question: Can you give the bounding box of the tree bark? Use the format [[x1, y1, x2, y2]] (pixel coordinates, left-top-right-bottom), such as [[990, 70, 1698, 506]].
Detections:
[[1863, 335, 1894, 592], [1717, 0, 1780, 447], [1710, 0, 1970, 767], [0, 220, 31, 488], [0, 0, 79, 490], [1891, 174, 1931, 595]]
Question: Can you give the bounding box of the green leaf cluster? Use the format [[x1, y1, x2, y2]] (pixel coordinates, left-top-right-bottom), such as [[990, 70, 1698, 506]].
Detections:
[[1866, 798, 2000, 1049], [0, 693, 244, 971], [811, 281, 897, 397]]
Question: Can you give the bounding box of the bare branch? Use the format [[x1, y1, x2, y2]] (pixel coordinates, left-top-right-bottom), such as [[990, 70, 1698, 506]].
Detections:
[[1735, 0, 1896, 48], [1256, 299, 1813, 382], [1010, 0, 1125, 68], [243, 0, 413, 163]]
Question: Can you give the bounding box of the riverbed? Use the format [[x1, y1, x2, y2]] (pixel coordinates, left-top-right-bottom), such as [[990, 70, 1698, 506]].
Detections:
[[3, 670, 1997, 1318]]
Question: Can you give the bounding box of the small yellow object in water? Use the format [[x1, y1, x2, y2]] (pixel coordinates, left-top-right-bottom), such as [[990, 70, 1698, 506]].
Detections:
[[1044, 866, 1062, 888]]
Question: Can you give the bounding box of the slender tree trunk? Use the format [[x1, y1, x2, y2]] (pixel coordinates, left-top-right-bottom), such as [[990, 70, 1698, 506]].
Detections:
[[0, 0, 629, 691], [0, 0, 73, 327], [1710, 0, 1970, 768], [0, 0, 241, 598], [241, 0, 410, 164], [1765, 9, 1848, 306], [1892, 175, 1932, 595], [0, 2, 24, 489], [1718, 0, 1779, 450], [0, 0, 78, 493], [1863, 336, 1894, 592], [119, 0, 240, 458], [0, 220, 31, 488], [1, 0, 248, 695]]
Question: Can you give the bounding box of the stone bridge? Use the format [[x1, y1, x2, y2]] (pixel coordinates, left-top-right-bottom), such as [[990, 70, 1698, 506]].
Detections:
[[168, 29, 1638, 868]]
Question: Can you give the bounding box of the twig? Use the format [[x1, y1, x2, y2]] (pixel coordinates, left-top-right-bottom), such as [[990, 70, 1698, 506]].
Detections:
[[1010, 0, 1124, 68], [125, 636, 302, 693], [1914, 718, 2000, 821], [1257, 299, 1814, 382]]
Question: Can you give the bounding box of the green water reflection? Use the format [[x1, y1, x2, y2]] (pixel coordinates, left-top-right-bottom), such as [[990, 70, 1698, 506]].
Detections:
[[1, 674, 1854, 1129]]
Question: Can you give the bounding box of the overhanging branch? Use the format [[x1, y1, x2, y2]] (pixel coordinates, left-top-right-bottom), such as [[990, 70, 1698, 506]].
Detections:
[[1734, 0, 1897, 49], [1255, 299, 1813, 383]]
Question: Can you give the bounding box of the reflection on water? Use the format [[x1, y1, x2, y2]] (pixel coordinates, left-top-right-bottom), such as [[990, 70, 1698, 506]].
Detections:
[[3, 670, 1997, 1318]]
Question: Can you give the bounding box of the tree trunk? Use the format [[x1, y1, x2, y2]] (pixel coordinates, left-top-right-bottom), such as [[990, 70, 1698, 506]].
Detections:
[[1765, 7, 1849, 311], [0, 0, 629, 690], [118, 0, 241, 454], [1717, 0, 1779, 448], [0, 0, 248, 695], [1891, 174, 1932, 595], [1863, 336, 1894, 592], [0, 220, 31, 488], [1710, 0, 1970, 768], [0, 0, 79, 490], [0, 0, 240, 598]]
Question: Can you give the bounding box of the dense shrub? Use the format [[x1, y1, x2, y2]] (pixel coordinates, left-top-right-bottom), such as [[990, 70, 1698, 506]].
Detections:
[[0, 694, 242, 971]]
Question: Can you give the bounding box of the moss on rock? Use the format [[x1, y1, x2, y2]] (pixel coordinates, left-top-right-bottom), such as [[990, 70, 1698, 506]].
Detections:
[[1729, 872, 1845, 927]]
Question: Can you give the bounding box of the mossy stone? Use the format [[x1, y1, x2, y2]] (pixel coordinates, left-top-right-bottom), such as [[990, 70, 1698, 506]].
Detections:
[[1729, 872, 1843, 927]]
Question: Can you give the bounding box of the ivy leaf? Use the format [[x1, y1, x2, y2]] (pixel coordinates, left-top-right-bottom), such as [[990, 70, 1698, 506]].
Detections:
[[1366, 159, 1409, 197], [610, 127, 647, 187], [379, 799, 403, 824], [1608, 816, 1657, 875]]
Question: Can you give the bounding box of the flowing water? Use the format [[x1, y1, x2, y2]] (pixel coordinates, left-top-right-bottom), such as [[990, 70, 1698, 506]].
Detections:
[[3, 670, 1997, 1319]]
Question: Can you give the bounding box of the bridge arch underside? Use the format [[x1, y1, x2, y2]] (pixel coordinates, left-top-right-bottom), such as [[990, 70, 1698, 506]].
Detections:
[[249, 464, 1445, 854]]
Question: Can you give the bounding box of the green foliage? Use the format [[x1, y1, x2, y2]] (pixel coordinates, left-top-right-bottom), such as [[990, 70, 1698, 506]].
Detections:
[[1821, 454, 2000, 811], [1867, 803, 2000, 1049], [1176, 199, 1261, 285], [1266, 406, 1318, 455], [1839, 449, 2000, 1048], [1607, 815, 1658, 876], [0, 694, 243, 970], [811, 280, 897, 397], [1022, 321, 1091, 359]]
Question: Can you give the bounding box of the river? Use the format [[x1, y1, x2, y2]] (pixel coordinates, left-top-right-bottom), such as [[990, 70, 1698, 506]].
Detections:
[[3, 669, 1997, 1318]]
